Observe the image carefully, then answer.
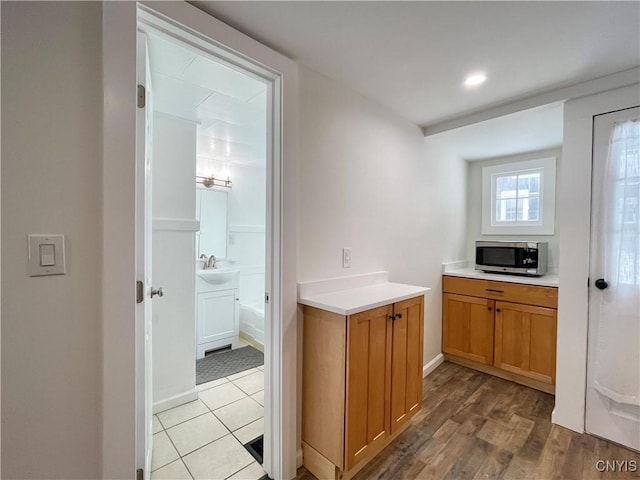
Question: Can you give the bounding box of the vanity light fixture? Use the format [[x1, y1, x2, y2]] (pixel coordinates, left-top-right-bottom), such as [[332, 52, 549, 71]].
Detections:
[[196, 174, 232, 189], [464, 72, 487, 87]]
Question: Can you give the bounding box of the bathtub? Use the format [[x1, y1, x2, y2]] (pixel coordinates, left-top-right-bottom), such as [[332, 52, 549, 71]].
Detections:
[[239, 301, 265, 346]]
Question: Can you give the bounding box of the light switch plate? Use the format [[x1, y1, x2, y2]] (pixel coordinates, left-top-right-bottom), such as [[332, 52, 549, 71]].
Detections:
[[28, 234, 66, 276]]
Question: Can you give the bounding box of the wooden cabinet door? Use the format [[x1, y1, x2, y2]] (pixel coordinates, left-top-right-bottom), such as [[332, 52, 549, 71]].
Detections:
[[442, 293, 494, 365], [494, 301, 557, 385], [390, 296, 424, 435], [345, 305, 392, 470]]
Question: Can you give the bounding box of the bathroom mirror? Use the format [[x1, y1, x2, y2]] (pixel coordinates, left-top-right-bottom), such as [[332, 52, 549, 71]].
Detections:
[[197, 188, 228, 260]]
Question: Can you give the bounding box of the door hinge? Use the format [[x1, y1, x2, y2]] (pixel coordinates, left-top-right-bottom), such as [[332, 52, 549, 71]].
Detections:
[[136, 280, 144, 304], [265, 293, 270, 304], [136, 468, 144, 480], [137, 84, 146, 108]]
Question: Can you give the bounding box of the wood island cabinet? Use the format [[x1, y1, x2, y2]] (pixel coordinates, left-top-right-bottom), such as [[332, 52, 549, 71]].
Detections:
[[302, 295, 424, 480], [442, 275, 558, 393]]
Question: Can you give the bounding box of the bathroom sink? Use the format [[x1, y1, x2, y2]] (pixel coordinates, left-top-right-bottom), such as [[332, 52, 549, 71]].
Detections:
[[197, 268, 240, 285]]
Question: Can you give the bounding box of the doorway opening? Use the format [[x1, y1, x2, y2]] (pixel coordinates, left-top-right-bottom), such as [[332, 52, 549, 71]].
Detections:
[[138, 11, 279, 480]]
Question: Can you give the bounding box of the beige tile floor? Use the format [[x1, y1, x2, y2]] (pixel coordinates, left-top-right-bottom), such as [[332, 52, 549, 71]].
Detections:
[[152, 366, 266, 480]]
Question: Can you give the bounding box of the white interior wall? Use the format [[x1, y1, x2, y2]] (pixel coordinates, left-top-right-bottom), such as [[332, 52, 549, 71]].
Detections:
[[465, 148, 562, 269], [151, 114, 198, 408], [1, 2, 102, 477], [227, 163, 266, 342], [153, 114, 197, 218], [554, 83, 640, 433], [296, 64, 468, 448]]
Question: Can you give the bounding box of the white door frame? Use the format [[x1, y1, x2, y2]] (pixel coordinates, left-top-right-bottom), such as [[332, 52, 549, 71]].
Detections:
[[554, 84, 640, 434], [102, 2, 299, 478]]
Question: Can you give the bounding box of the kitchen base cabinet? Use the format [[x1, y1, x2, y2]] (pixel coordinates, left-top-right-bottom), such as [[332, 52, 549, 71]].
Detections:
[[345, 305, 391, 470], [442, 275, 558, 394], [302, 295, 424, 480], [442, 293, 494, 365], [494, 301, 557, 385], [390, 296, 424, 434]]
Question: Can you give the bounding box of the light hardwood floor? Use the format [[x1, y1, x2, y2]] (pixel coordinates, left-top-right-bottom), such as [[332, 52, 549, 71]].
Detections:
[[295, 362, 640, 480]]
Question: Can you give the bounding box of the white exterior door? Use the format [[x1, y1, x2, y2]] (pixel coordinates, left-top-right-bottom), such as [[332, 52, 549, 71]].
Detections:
[[587, 106, 640, 451], [136, 32, 154, 477]]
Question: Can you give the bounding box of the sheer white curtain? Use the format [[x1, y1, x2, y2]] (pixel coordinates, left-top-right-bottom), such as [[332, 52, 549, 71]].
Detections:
[[593, 119, 640, 406]]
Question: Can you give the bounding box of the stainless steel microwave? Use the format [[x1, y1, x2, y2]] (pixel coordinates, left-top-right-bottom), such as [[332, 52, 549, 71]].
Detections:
[[475, 241, 548, 276]]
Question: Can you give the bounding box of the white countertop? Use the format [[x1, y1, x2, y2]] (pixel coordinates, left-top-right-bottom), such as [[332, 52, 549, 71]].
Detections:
[[298, 282, 430, 316], [444, 267, 559, 287]]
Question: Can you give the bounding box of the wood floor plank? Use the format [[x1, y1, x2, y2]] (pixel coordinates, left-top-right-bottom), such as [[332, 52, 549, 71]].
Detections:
[[472, 447, 514, 480], [415, 415, 486, 479], [561, 433, 594, 480], [444, 436, 494, 480], [353, 424, 430, 480], [452, 376, 505, 424], [295, 361, 640, 480], [476, 413, 535, 454], [532, 425, 574, 480]]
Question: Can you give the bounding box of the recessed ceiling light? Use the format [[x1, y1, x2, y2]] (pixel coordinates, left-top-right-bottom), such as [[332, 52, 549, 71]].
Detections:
[[464, 72, 487, 87]]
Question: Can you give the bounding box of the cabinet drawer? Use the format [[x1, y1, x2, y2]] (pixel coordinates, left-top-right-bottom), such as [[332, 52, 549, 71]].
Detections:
[[443, 275, 557, 308]]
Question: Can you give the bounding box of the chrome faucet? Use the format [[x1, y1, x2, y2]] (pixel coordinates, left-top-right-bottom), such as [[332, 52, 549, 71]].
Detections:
[[206, 255, 217, 269]]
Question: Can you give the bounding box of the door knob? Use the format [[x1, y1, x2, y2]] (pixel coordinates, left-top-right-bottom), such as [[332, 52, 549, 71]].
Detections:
[[395, 313, 403, 319], [151, 287, 164, 298], [595, 278, 608, 290]]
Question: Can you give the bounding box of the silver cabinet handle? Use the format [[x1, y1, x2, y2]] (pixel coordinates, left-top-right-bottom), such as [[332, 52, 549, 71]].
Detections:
[[151, 287, 164, 298]]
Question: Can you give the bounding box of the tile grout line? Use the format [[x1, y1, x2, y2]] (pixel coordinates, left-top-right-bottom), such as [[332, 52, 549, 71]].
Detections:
[[197, 381, 265, 447], [211, 396, 265, 433], [174, 432, 240, 468], [229, 416, 265, 446], [152, 367, 265, 478], [151, 431, 181, 473], [222, 459, 262, 480], [180, 457, 196, 480], [160, 409, 211, 432]]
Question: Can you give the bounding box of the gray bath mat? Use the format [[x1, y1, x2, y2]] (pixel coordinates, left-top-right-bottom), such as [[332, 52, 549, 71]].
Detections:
[[196, 346, 264, 385]]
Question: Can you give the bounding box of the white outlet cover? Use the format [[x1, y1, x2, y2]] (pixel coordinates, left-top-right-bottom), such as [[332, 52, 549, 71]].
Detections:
[[342, 247, 352, 268], [28, 234, 66, 277]]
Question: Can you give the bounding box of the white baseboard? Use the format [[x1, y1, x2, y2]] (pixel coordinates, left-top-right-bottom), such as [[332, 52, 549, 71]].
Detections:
[[296, 448, 303, 468], [239, 330, 264, 353], [153, 388, 199, 414], [423, 353, 445, 378]]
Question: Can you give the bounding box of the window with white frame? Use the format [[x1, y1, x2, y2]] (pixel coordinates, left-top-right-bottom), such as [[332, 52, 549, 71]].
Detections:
[[482, 157, 556, 235]]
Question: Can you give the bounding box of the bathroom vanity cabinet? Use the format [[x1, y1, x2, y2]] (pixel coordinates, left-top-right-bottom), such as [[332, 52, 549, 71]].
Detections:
[[195, 270, 240, 358]]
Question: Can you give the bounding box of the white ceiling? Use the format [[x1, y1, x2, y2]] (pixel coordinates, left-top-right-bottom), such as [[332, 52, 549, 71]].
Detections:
[[425, 102, 563, 162], [146, 33, 267, 168], [192, 1, 640, 128]]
